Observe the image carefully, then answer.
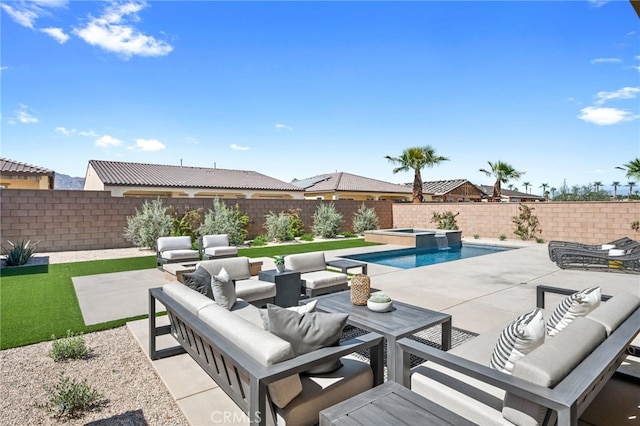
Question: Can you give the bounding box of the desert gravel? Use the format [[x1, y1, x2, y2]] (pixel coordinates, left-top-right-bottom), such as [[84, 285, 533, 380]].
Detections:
[[0, 326, 188, 426]]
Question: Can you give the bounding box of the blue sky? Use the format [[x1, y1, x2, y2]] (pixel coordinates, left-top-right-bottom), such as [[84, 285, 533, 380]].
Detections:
[[2, 1, 639, 195]]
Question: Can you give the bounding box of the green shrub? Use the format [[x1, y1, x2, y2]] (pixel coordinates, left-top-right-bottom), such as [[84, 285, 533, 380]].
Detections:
[[299, 233, 314, 241], [37, 372, 103, 419], [250, 235, 268, 246], [512, 204, 542, 241], [352, 203, 379, 234], [264, 211, 294, 242], [123, 199, 173, 250], [50, 331, 90, 362], [632, 220, 639, 233], [431, 211, 459, 230], [341, 231, 357, 238], [167, 205, 203, 241], [2, 239, 39, 266], [287, 208, 305, 238], [535, 237, 545, 243], [473, 234, 480, 239], [198, 198, 250, 245], [499, 234, 507, 241], [312, 203, 343, 238]]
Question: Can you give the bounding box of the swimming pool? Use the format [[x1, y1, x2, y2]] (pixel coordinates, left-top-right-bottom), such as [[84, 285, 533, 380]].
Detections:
[[342, 244, 512, 269]]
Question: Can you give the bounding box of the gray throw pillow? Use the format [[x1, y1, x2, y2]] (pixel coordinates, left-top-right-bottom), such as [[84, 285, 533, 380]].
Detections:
[[266, 304, 348, 356], [182, 267, 214, 299], [211, 267, 236, 310], [260, 300, 318, 331]]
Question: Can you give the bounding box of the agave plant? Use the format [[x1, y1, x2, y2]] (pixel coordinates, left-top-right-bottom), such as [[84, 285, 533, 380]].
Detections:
[[2, 239, 39, 266]]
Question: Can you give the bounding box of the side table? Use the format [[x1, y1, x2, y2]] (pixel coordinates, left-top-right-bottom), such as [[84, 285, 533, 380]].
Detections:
[[258, 269, 302, 308]]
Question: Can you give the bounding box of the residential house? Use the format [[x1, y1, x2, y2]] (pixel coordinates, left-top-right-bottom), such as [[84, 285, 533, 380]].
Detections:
[[84, 160, 305, 199], [0, 158, 55, 189], [479, 185, 546, 203], [421, 179, 486, 202], [293, 172, 412, 201]]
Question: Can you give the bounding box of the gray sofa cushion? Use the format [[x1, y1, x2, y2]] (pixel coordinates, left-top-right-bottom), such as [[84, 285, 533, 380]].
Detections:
[[197, 257, 252, 280], [162, 281, 215, 315], [284, 252, 327, 274], [182, 266, 214, 299], [235, 278, 276, 303], [301, 271, 348, 289], [211, 267, 236, 309], [265, 304, 348, 356], [503, 317, 607, 426], [586, 292, 640, 336], [276, 356, 373, 426]]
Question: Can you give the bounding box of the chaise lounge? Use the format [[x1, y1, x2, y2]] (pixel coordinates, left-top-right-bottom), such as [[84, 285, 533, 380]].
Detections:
[[554, 244, 640, 273], [547, 237, 636, 262]]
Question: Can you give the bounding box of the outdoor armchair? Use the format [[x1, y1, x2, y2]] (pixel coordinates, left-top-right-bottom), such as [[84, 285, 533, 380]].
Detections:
[[156, 236, 200, 267], [198, 234, 238, 260]]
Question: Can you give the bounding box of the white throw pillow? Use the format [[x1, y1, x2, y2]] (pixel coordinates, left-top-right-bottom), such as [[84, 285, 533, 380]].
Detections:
[[546, 287, 601, 336], [210, 267, 236, 310], [490, 309, 545, 374]]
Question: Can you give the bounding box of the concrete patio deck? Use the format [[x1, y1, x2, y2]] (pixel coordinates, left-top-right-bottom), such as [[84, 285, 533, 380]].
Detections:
[[56, 240, 639, 425]]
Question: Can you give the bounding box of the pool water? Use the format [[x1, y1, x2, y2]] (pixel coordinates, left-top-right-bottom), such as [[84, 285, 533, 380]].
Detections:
[[343, 245, 512, 269]]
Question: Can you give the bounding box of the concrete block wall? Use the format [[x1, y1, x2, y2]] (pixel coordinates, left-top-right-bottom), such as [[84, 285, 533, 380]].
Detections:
[[393, 202, 640, 244], [0, 189, 393, 252]]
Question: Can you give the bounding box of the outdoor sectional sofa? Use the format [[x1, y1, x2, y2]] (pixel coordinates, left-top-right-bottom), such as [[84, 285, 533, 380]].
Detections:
[[284, 252, 349, 297], [396, 285, 640, 426], [149, 281, 384, 426]]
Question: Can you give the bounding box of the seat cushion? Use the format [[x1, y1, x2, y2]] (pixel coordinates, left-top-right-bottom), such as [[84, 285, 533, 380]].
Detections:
[[503, 317, 607, 426], [235, 278, 276, 303], [204, 246, 238, 257], [276, 356, 373, 426], [301, 271, 348, 289], [586, 292, 640, 336], [161, 249, 200, 261], [490, 309, 545, 374], [547, 287, 601, 336]]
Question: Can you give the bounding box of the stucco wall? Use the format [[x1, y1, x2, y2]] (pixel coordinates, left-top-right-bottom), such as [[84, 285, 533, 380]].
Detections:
[[0, 189, 393, 252], [393, 202, 640, 244]]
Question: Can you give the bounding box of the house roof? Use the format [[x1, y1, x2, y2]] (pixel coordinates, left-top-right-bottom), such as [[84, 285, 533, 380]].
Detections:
[[420, 179, 484, 196], [293, 172, 412, 194], [0, 158, 54, 175], [479, 185, 545, 200], [88, 160, 303, 191]]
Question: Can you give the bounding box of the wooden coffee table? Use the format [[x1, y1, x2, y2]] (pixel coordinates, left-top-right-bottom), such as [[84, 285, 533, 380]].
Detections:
[[319, 381, 476, 425], [301, 291, 451, 381]]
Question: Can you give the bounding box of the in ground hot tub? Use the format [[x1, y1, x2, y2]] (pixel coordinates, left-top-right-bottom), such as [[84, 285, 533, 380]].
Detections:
[[364, 228, 462, 249]]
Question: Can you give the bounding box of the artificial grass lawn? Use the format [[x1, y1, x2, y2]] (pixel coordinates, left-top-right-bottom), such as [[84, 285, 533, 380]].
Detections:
[[0, 239, 379, 350]]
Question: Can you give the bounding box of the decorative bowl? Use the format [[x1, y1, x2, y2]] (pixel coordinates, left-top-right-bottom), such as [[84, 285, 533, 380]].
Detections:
[[367, 300, 393, 312]]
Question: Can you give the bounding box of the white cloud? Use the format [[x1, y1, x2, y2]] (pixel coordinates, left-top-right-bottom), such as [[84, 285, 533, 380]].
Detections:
[[275, 123, 293, 131], [96, 135, 123, 148], [55, 126, 75, 135], [10, 104, 39, 124], [79, 129, 99, 137], [578, 106, 638, 125], [132, 138, 165, 151], [230, 144, 250, 151], [73, 1, 173, 59], [590, 58, 621, 64], [587, 0, 610, 7], [0, 3, 38, 28], [55, 127, 99, 137], [595, 87, 640, 105], [40, 27, 70, 43]]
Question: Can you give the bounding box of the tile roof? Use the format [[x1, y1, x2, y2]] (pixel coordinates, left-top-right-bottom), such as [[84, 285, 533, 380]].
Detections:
[[479, 185, 545, 199], [0, 158, 54, 175], [293, 172, 412, 194], [420, 179, 481, 195], [88, 160, 303, 191]]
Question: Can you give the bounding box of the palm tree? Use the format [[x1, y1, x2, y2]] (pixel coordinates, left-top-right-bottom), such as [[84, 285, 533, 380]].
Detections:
[[540, 183, 549, 198], [550, 187, 557, 199], [385, 145, 449, 203], [593, 181, 602, 192], [479, 161, 525, 201], [523, 181, 531, 194], [612, 181, 620, 199], [617, 158, 640, 180], [629, 181, 636, 199]]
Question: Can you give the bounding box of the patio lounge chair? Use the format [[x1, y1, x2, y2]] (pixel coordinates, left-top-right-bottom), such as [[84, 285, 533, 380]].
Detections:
[[198, 234, 238, 260], [156, 236, 200, 267], [547, 237, 636, 262], [554, 244, 640, 273]]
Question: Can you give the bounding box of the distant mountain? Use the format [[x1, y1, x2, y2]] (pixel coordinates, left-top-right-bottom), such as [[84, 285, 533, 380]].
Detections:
[[55, 173, 85, 190]]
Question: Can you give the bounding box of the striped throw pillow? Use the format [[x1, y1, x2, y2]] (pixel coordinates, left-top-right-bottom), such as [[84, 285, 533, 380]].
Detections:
[[490, 309, 545, 374], [546, 287, 601, 337]]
